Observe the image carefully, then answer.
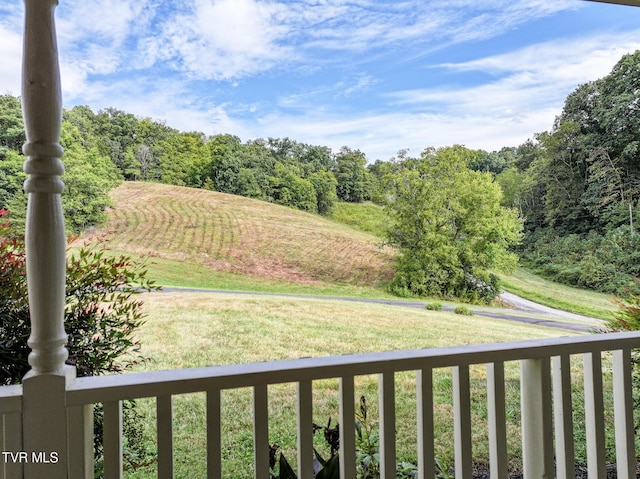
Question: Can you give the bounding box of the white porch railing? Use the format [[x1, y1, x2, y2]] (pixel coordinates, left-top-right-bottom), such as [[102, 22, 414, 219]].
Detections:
[[4, 331, 639, 479]]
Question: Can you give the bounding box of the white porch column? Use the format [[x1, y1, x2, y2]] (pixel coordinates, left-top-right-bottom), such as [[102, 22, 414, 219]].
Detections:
[[21, 0, 77, 477]]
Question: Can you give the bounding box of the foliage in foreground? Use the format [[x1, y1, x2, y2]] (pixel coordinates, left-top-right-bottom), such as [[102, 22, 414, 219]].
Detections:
[[0, 214, 159, 471], [0, 234, 159, 381], [270, 397, 427, 479], [605, 284, 640, 436]]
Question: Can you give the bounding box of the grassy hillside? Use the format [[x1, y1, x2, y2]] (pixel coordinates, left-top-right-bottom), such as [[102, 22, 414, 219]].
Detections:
[[497, 268, 617, 320], [88, 182, 395, 288], [328, 201, 388, 238]]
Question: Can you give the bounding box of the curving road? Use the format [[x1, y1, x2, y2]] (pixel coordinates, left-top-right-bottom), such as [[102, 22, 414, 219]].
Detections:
[[157, 287, 605, 333]]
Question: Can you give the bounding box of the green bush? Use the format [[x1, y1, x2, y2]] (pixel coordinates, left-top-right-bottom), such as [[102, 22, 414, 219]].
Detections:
[[0, 211, 159, 471], [454, 305, 473, 316], [389, 252, 502, 304], [388, 282, 418, 298], [0, 236, 159, 381], [424, 302, 443, 311]]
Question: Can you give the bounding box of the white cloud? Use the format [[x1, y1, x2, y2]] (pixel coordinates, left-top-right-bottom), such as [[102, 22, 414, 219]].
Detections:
[[337, 74, 377, 97], [61, 73, 252, 139], [153, 0, 295, 80], [240, 29, 640, 159], [33, 0, 587, 91], [388, 32, 640, 131], [54, 0, 157, 103], [437, 32, 640, 81], [243, 108, 548, 161], [57, 0, 153, 46], [0, 24, 22, 96], [293, 0, 580, 53]]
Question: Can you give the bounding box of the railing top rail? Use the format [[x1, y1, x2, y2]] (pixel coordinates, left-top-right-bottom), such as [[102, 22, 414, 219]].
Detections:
[[66, 331, 640, 405], [0, 384, 23, 413]]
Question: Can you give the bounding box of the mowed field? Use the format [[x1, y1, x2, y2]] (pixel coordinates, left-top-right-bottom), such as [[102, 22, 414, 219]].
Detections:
[[94, 182, 395, 287]]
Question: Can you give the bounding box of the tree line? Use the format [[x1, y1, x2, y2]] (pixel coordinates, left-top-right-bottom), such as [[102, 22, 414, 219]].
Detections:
[[1, 50, 639, 299], [0, 97, 379, 232]]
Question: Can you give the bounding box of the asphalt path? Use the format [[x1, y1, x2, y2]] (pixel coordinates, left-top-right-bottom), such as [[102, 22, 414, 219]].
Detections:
[[156, 287, 605, 333]]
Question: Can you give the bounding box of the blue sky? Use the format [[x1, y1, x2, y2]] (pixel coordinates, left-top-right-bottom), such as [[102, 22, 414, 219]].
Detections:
[[1, 1, 640, 161]]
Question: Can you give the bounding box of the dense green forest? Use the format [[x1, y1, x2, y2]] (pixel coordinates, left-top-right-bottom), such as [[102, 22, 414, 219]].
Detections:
[[497, 51, 640, 294], [1, 51, 639, 299]]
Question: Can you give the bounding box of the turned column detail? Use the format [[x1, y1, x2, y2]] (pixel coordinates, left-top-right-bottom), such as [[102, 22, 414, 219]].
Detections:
[[20, 1, 85, 477], [22, 0, 68, 375]]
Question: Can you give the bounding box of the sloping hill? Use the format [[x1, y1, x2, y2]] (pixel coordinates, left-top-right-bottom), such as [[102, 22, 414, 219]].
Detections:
[[92, 182, 395, 286]]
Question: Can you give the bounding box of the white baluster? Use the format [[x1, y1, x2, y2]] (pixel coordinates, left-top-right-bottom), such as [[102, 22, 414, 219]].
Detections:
[[207, 388, 222, 479], [297, 380, 314, 479], [552, 355, 575, 479], [378, 372, 396, 479], [157, 395, 174, 479], [339, 376, 356, 479], [583, 352, 606, 477], [612, 349, 635, 479], [486, 362, 507, 478], [254, 384, 269, 479], [103, 401, 123, 479], [416, 368, 434, 479], [67, 404, 94, 479], [453, 365, 472, 479]]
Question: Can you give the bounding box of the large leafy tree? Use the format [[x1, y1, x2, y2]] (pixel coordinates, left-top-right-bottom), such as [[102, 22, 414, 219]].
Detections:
[[334, 146, 368, 202], [536, 51, 640, 234], [60, 122, 122, 233], [385, 146, 522, 302], [0, 112, 122, 235], [266, 162, 317, 212], [536, 122, 591, 232], [157, 131, 209, 187], [511, 51, 640, 294], [309, 170, 338, 214]]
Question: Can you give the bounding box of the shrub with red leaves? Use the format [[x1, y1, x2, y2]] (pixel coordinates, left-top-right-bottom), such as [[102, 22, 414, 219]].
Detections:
[[0, 209, 160, 385]]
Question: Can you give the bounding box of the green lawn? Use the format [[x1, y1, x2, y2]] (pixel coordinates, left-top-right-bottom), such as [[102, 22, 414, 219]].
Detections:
[[123, 291, 576, 478]]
